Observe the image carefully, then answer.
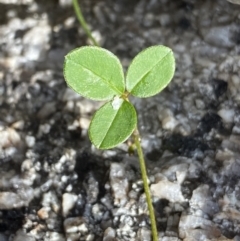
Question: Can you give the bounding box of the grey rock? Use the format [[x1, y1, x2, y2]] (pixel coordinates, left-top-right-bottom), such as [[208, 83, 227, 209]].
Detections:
[[13, 230, 36, 241], [203, 24, 238, 48], [103, 227, 116, 241], [0, 189, 34, 209], [109, 163, 129, 206], [151, 179, 186, 203], [23, 22, 51, 61], [179, 214, 221, 239]]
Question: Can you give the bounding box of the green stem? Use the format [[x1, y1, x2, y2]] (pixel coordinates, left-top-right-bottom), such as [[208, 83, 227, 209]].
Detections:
[[72, 0, 100, 47], [134, 129, 158, 241]]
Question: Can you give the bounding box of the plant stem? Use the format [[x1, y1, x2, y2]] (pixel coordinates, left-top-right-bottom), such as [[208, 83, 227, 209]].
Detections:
[[72, 0, 100, 46], [134, 129, 158, 241]]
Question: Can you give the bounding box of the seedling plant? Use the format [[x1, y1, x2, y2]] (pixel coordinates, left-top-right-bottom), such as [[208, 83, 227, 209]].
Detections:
[[64, 1, 176, 241]]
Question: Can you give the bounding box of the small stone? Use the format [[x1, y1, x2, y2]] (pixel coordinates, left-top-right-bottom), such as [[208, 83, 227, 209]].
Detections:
[[8, 128, 21, 146], [59, 0, 72, 7], [64, 217, 87, 234], [162, 237, 180, 241], [79, 117, 90, 130], [12, 229, 36, 241], [86, 174, 99, 204], [37, 207, 50, 220], [179, 214, 221, 239], [11, 120, 24, 130], [41, 191, 60, 213], [162, 116, 179, 131], [23, 22, 51, 61], [37, 102, 56, 119], [218, 109, 235, 123], [86, 234, 95, 241], [62, 193, 78, 217], [190, 185, 219, 216], [203, 24, 238, 48], [159, 13, 171, 26], [92, 203, 104, 221], [151, 179, 186, 203], [137, 227, 151, 241], [0, 191, 33, 209], [109, 163, 129, 206], [103, 227, 115, 240], [25, 135, 35, 148], [45, 232, 65, 241]]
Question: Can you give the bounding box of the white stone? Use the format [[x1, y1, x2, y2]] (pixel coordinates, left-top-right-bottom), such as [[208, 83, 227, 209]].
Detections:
[[151, 179, 186, 203], [162, 116, 179, 131], [179, 214, 221, 239], [12, 230, 35, 241], [59, 0, 72, 7], [23, 22, 51, 61], [62, 193, 78, 217], [109, 163, 129, 206], [203, 24, 237, 48], [25, 135, 35, 148], [44, 232, 65, 241], [79, 117, 90, 130], [218, 109, 235, 123], [37, 207, 50, 220], [0, 189, 33, 209]]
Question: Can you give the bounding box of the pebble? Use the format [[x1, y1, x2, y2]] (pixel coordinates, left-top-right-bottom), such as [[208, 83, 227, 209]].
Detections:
[[23, 21, 51, 61], [203, 24, 238, 48], [0, 128, 21, 148], [190, 185, 219, 217], [25, 135, 35, 148], [0, 190, 33, 209], [162, 115, 179, 131], [179, 214, 221, 239], [218, 109, 235, 123], [62, 193, 78, 217], [64, 217, 87, 234], [109, 163, 129, 206], [103, 227, 116, 241], [37, 102, 56, 119], [41, 191, 60, 213], [12, 230, 36, 241], [86, 174, 99, 204], [151, 179, 186, 203], [44, 232, 65, 241], [59, 0, 72, 7], [37, 207, 50, 220], [137, 227, 151, 241]]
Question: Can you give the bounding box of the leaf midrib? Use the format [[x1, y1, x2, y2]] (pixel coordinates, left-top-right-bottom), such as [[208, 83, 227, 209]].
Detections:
[[98, 102, 123, 148]]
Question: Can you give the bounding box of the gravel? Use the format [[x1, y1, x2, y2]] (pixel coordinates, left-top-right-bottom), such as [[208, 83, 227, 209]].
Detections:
[[0, 0, 240, 240]]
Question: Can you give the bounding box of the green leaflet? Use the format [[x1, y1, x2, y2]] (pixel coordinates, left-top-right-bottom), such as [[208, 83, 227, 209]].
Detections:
[[64, 46, 125, 101], [126, 45, 175, 98], [89, 100, 137, 149]]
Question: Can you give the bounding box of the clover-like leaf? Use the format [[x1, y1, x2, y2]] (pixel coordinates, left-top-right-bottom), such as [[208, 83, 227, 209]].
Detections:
[[64, 46, 125, 101], [89, 99, 137, 149], [126, 45, 175, 98]]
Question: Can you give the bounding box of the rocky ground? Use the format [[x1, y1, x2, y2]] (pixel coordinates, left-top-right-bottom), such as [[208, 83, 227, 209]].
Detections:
[[0, 0, 240, 240]]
